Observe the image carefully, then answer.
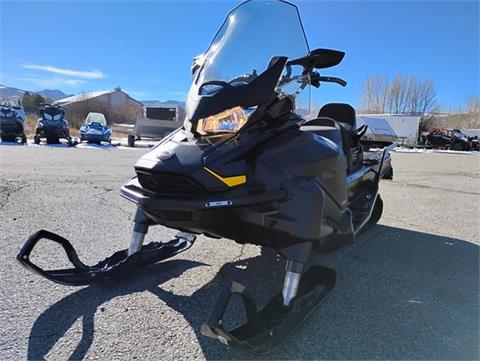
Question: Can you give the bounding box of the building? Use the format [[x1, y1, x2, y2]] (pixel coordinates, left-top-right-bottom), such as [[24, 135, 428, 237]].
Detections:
[[54, 87, 143, 124], [55, 86, 142, 110]]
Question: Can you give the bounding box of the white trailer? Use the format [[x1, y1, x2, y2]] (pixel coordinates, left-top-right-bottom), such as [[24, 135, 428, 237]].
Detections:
[[356, 116, 397, 146], [128, 103, 184, 147], [357, 114, 420, 147]]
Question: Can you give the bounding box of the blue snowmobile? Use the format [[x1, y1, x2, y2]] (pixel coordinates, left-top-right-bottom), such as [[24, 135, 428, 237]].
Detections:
[[79, 112, 112, 144]]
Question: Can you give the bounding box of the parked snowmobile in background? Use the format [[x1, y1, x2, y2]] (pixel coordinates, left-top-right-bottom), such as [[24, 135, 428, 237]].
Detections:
[[34, 104, 72, 145], [0, 103, 27, 144], [79, 112, 112, 144], [17, 0, 391, 355], [421, 128, 471, 151]]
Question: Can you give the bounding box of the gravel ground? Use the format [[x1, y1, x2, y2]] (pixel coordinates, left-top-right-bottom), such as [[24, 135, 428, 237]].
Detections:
[[0, 145, 478, 360]]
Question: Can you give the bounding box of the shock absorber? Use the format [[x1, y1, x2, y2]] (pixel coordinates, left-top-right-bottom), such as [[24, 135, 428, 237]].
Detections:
[[127, 209, 150, 256], [281, 260, 304, 306]]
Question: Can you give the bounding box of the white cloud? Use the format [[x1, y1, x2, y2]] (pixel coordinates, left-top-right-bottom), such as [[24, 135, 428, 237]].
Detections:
[[19, 76, 86, 88], [22, 64, 105, 79]]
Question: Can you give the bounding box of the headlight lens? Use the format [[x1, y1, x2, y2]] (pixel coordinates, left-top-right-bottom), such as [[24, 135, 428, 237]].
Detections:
[[53, 114, 62, 121], [44, 113, 53, 121], [196, 106, 249, 135]]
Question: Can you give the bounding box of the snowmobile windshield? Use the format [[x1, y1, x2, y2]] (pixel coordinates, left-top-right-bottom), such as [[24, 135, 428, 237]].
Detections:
[[185, 0, 310, 135], [85, 112, 107, 126]]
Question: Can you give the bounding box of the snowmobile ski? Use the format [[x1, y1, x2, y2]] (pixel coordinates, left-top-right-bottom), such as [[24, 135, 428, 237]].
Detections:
[[201, 266, 336, 355], [17, 229, 195, 286]]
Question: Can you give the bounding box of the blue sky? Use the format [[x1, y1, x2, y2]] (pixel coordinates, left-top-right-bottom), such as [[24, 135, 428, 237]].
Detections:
[[1, 1, 478, 109]]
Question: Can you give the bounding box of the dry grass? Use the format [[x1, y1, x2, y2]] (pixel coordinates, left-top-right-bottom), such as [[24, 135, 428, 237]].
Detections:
[[24, 114, 37, 137]]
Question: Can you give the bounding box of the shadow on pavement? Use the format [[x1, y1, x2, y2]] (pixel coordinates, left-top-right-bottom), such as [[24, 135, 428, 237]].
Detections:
[[27, 226, 479, 360]]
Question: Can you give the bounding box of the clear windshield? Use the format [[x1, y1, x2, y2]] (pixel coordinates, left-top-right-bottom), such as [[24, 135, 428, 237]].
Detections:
[[85, 112, 107, 126], [193, 0, 310, 113]]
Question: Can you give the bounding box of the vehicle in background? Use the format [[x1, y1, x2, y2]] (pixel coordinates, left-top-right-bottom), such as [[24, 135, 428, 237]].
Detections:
[[127, 103, 183, 147], [355, 117, 395, 179], [0, 103, 26, 144], [468, 136, 479, 151], [358, 114, 420, 147], [420, 128, 471, 151], [34, 104, 72, 145], [79, 112, 112, 144], [357, 116, 398, 148]]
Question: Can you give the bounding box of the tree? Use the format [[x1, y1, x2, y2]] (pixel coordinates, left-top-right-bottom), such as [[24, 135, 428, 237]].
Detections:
[[360, 74, 389, 113], [20, 92, 46, 113], [360, 74, 438, 116]]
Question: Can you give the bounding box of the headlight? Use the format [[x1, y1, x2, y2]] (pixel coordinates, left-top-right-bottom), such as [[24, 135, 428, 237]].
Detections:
[[196, 106, 249, 135], [44, 113, 53, 121], [53, 114, 62, 121]]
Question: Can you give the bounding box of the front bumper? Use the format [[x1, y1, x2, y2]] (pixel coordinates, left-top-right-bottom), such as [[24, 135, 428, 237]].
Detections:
[[120, 177, 285, 212], [0, 120, 23, 137], [36, 126, 69, 138], [81, 133, 110, 142]]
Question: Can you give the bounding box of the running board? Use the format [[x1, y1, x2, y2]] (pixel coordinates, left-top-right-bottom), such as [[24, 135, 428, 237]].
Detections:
[[16, 229, 195, 286], [201, 266, 336, 355]]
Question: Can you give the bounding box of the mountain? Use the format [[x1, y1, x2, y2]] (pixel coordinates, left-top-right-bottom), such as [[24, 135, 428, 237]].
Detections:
[[38, 89, 70, 101], [0, 85, 70, 101], [0, 84, 25, 99], [140, 100, 160, 106]]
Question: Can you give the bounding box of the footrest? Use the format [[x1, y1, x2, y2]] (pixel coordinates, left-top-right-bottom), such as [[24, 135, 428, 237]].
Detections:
[[17, 229, 195, 286], [201, 266, 336, 355]]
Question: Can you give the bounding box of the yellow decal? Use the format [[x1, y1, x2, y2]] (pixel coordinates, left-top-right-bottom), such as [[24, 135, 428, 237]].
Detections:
[[204, 167, 246, 187]]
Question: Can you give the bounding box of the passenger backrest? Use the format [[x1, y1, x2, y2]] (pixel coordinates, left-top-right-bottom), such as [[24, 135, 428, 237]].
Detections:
[[318, 103, 363, 174], [318, 103, 356, 131]]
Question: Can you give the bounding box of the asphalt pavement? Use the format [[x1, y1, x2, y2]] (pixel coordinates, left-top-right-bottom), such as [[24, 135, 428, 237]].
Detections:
[[0, 144, 478, 360]]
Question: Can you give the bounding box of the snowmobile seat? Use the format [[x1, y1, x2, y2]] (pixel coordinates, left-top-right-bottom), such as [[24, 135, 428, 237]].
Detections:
[[300, 117, 343, 146], [317, 103, 364, 174]]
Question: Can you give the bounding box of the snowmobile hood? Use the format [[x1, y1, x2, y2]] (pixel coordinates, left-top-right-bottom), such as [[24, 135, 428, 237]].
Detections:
[[184, 0, 311, 135], [0, 106, 17, 119]]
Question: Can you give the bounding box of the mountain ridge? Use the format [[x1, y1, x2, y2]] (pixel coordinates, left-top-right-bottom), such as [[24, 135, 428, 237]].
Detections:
[[0, 84, 71, 101]]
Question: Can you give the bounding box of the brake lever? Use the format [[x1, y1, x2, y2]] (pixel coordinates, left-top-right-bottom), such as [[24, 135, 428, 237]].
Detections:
[[318, 76, 347, 87]]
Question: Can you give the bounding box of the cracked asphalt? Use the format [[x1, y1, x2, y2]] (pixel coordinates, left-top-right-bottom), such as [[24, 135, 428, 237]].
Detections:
[[0, 145, 479, 360]]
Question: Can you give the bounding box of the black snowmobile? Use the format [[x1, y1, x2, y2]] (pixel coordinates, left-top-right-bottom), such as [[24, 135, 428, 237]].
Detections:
[[34, 104, 72, 145], [17, 0, 390, 354], [0, 103, 27, 144]]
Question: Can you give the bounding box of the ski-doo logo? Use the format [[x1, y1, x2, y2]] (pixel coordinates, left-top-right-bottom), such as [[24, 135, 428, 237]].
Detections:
[[157, 149, 175, 161]]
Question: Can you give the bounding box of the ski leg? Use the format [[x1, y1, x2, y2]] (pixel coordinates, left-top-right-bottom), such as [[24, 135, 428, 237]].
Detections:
[[17, 209, 195, 286]]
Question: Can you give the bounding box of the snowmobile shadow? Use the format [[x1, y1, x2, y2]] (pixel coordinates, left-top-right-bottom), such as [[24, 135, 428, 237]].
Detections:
[[0, 140, 26, 146], [26, 259, 204, 360], [30, 143, 72, 148], [76, 142, 118, 149], [27, 228, 478, 360]]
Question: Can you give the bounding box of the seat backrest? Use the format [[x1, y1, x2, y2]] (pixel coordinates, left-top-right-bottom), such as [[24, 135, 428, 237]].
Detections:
[[302, 116, 338, 128], [318, 103, 356, 130]]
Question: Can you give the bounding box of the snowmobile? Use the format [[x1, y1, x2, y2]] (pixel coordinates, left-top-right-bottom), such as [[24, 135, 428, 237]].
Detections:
[[0, 103, 27, 144], [34, 104, 72, 145], [422, 128, 471, 151], [79, 112, 112, 144], [17, 0, 390, 355]]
